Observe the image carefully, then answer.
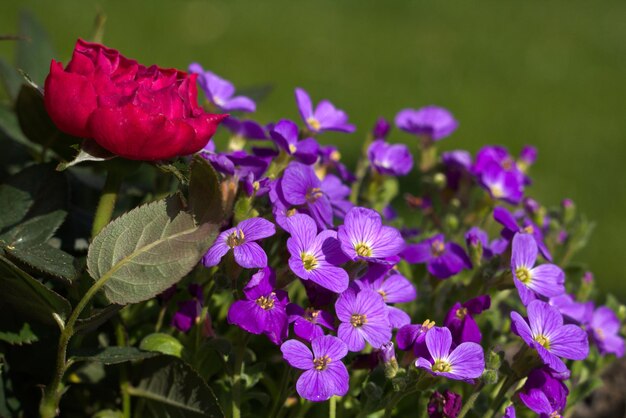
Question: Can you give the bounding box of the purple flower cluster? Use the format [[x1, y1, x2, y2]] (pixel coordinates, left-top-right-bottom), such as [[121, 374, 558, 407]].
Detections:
[[176, 72, 622, 414]]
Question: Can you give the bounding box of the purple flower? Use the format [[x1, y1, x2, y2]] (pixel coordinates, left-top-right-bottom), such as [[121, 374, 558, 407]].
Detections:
[[478, 162, 523, 204], [227, 267, 289, 345], [372, 117, 391, 139], [502, 405, 516, 418], [401, 234, 471, 279], [367, 139, 414, 176], [518, 367, 568, 418], [281, 335, 349, 402], [338, 207, 405, 262], [494, 206, 552, 261], [355, 263, 417, 328], [549, 294, 593, 325], [321, 174, 353, 220], [318, 145, 356, 182], [281, 162, 333, 229], [415, 326, 484, 381], [444, 295, 491, 345], [442, 150, 472, 190], [171, 284, 204, 333], [203, 217, 275, 269], [511, 300, 589, 374], [189, 63, 255, 112], [518, 145, 537, 169], [589, 306, 624, 357], [287, 304, 335, 342], [286, 214, 349, 293], [270, 119, 319, 165], [395, 106, 458, 140], [427, 390, 463, 418], [397, 320, 434, 352], [511, 233, 564, 305], [295, 87, 355, 133], [222, 117, 268, 140], [465, 227, 507, 260], [335, 289, 391, 351]]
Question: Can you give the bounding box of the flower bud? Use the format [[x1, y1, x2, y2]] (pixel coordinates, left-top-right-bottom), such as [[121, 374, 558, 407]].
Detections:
[[485, 350, 503, 370], [378, 342, 399, 379], [372, 117, 391, 139], [562, 198, 576, 224], [482, 370, 498, 385]]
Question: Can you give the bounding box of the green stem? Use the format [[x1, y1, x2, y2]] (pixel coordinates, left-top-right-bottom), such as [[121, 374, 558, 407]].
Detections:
[[114, 319, 132, 418], [91, 170, 123, 238], [231, 333, 249, 418], [486, 375, 518, 418], [457, 381, 484, 418], [329, 396, 337, 418], [269, 365, 291, 418], [349, 134, 374, 205]]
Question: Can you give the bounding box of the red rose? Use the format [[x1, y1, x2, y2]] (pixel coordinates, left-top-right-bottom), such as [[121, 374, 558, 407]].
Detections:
[[44, 39, 227, 161]]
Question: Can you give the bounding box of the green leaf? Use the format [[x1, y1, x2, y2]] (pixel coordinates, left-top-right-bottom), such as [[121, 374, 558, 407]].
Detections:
[[3, 243, 77, 283], [0, 210, 66, 246], [140, 333, 184, 358], [16, 10, 56, 87], [0, 178, 32, 232], [15, 84, 78, 161], [0, 316, 39, 345], [74, 305, 122, 335], [189, 155, 224, 224], [56, 140, 116, 171], [93, 410, 124, 418], [87, 195, 218, 305], [70, 346, 158, 365], [0, 58, 22, 102], [0, 255, 70, 325], [128, 356, 224, 418]]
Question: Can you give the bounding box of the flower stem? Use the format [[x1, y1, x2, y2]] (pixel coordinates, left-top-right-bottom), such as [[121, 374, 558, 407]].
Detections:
[[329, 396, 337, 418], [114, 318, 132, 418], [457, 381, 484, 418], [91, 170, 123, 239], [231, 333, 249, 418]]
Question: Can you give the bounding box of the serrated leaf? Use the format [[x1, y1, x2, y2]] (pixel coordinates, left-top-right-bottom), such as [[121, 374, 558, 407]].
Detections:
[[0, 210, 66, 246], [0, 180, 31, 232], [75, 305, 122, 335], [3, 242, 77, 283], [15, 84, 78, 161], [56, 140, 116, 171], [0, 255, 70, 325], [0, 322, 39, 345], [140, 333, 184, 358], [189, 155, 224, 225], [87, 195, 218, 305], [16, 10, 56, 87], [128, 356, 224, 418], [70, 346, 158, 365]]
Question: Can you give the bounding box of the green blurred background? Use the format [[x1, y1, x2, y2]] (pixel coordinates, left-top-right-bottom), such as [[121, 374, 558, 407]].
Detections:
[[1, 0, 625, 298]]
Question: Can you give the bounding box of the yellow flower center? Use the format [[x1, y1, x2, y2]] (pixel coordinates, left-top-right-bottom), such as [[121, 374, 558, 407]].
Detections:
[[226, 229, 245, 248], [355, 242, 373, 257], [330, 150, 341, 161], [256, 294, 275, 310], [432, 359, 452, 373], [515, 267, 532, 284], [350, 313, 367, 327], [422, 319, 436, 329], [286, 208, 297, 217], [301, 253, 318, 271], [523, 225, 535, 234], [378, 289, 387, 301], [313, 355, 331, 370], [456, 307, 468, 320], [535, 334, 550, 349], [288, 144, 297, 154], [306, 187, 323, 203], [595, 328, 605, 341], [307, 117, 321, 131], [490, 184, 504, 198], [431, 240, 445, 256], [304, 307, 320, 322]]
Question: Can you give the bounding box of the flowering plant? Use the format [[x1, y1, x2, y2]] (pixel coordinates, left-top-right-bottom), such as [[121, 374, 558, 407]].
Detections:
[[0, 16, 623, 418]]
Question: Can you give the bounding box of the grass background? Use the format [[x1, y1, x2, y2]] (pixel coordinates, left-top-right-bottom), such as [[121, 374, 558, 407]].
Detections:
[[2, 0, 625, 299]]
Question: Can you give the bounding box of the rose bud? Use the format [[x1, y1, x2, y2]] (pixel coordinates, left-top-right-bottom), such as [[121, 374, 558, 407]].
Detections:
[[44, 39, 227, 161]]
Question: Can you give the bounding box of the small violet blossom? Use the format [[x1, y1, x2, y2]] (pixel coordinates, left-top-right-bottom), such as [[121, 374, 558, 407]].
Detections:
[[171, 284, 204, 333], [286, 303, 335, 342], [443, 295, 491, 345], [270, 119, 319, 165], [286, 214, 349, 293], [189, 63, 255, 112], [395, 106, 458, 141], [518, 367, 568, 418], [415, 326, 485, 381], [355, 263, 417, 328], [397, 320, 436, 358], [367, 139, 414, 176], [503, 405, 516, 418], [549, 294, 593, 325], [402, 234, 471, 279], [281, 335, 349, 402], [338, 207, 405, 263], [335, 289, 391, 352], [372, 117, 391, 139], [427, 390, 463, 418], [465, 226, 507, 261], [511, 300, 589, 374], [227, 267, 288, 345], [588, 306, 624, 357], [295, 87, 355, 133], [203, 217, 275, 269], [280, 162, 333, 229], [494, 206, 552, 261], [511, 233, 564, 305]]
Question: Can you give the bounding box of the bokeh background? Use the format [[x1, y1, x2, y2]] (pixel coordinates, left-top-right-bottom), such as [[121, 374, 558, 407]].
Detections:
[[1, 0, 625, 298]]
